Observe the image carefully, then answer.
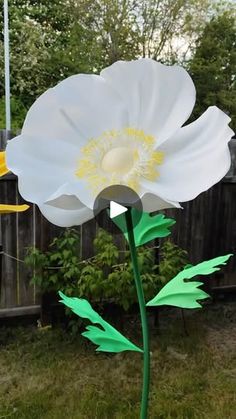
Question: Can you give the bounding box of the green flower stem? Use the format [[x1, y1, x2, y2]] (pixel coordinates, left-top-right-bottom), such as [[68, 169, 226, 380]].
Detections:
[[125, 208, 150, 419]]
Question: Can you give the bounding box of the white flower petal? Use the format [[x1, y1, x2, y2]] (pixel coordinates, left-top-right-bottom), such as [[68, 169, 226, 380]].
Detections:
[[46, 195, 85, 211], [22, 75, 128, 145], [45, 181, 95, 210], [6, 135, 78, 203], [7, 73, 130, 210], [7, 134, 96, 211], [101, 58, 196, 144], [39, 203, 93, 227], [141, 192, 181, 212], [141, 107, 234, 202], [52, 74, 128, 139]]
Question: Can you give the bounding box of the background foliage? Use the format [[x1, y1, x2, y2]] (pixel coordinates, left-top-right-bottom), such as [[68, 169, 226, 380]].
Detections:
[[25, 228, 189, 312], [189, 11, 236, 129], [0, 0, 235, 131]]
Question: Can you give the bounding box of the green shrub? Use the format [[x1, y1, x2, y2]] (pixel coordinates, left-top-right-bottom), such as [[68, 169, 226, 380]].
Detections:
[[25, 228, 81, 295], [25, 228, 189, 312], [158, 240, 189, 284], [0, 96, 27, 132]]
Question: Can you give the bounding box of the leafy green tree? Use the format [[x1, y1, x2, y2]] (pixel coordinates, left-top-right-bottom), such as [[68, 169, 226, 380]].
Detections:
[[0, 0, 64, 128], [189, 10, 236, 131], [138, 0, 210, 63], [0, 96, 26, 131], [0, 0, 233, 130], [0, 0, 141, 129]]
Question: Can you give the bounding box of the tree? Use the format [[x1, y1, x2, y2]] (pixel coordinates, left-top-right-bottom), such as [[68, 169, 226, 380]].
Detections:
[[0, 0, 232, 130], [189, 10, 236, 131], [137, 0, 210, 63]]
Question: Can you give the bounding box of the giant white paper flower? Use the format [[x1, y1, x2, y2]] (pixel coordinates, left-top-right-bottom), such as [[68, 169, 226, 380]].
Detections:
[[6, 59, 234, 227]]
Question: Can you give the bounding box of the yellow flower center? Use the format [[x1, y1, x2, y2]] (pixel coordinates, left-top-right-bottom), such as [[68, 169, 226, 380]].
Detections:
[[75, 127, 164, 194], [101, 147, 134, 174]]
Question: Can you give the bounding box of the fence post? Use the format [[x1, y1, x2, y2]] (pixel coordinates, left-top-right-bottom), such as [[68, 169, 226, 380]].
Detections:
[[225, 137, 236, 181]]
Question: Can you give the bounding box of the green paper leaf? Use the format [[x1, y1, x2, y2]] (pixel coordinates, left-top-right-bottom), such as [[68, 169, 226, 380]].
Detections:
[[112, 208, 176, 247], [133, 212, 176, 246], [146, 254, 233, 309], [82, 322, 141, 353], [59, 291, 143, 353]]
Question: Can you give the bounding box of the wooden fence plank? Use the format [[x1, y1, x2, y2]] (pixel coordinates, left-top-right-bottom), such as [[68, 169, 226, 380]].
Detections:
[[0, 177, 18, 307], [17, 196, 36, 306]]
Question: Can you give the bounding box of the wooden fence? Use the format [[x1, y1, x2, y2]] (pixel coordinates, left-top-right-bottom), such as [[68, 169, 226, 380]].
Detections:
[[0, 130, 236, 315]]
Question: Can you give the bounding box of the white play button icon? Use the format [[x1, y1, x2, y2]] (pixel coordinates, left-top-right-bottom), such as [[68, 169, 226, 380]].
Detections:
[[109, 201, 128, 219], [93, 185, 143, 234]]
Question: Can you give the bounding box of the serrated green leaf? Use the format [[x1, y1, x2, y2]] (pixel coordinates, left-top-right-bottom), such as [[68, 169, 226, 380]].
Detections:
[[112, 208, 175, 247], [59, 291, 142, 353], [146, 254, 233, 309], [82, 322, 142, 353], [134, 212, 176, 246], [58, 291, 101, 323]]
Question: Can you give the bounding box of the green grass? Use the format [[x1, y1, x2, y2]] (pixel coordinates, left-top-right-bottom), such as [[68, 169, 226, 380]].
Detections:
[[0, 304, 236, 418]]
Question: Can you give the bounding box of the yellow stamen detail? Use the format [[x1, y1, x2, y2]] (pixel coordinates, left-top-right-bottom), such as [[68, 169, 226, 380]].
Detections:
[[75, 159, 97, 178], [152, 151, 164, 164], [75, 127, 164, 194], [133, 149, 139, 161]]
